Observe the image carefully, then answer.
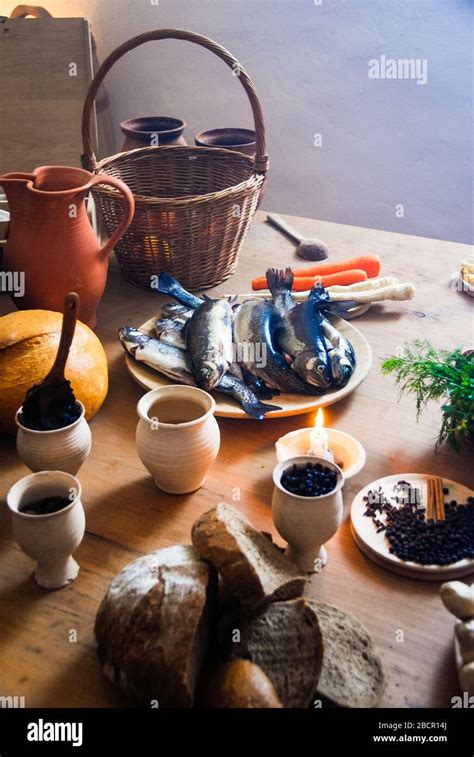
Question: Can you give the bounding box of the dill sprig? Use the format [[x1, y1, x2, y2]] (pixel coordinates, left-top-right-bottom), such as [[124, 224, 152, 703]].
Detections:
[[381, 340, 474, 451]]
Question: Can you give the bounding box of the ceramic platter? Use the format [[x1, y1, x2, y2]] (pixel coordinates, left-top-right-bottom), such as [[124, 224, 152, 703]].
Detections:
[[351, 473, 474, 580], [125, 313, 372, 419]]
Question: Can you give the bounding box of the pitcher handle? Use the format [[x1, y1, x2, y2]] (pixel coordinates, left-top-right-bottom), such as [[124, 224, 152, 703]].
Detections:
[[87, 175, 135, 257]]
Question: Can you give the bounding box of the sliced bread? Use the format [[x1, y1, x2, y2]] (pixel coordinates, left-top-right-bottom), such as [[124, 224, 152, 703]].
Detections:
[[95, 544, 216, 707], [192, 502, 306, 608], [225, 598, 323, 707], [309, 601, 384, 708]]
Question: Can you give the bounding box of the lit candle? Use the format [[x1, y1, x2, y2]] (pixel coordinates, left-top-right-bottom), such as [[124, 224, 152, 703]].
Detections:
[[309, 409, 334, 461]]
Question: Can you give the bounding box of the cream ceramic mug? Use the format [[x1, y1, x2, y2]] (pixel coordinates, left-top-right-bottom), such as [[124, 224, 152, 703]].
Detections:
[[136, 385, 220, 494]]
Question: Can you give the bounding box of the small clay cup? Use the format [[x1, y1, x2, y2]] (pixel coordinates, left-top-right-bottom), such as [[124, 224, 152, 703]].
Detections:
[[272, 456, 344, 573], [6, 471, 85, 589]]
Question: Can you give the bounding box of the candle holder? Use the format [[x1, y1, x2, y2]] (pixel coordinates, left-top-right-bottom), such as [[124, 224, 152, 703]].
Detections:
[[272, 456, 344, 573], [275, 427, 366, 480]]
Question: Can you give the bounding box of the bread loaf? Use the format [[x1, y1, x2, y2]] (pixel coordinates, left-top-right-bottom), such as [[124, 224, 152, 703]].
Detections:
[[225, 598, 322, 707], [199, 659, 282, 708], [95, 544, 216, 707], [309, 601, 384, 708], [0, 309, 108, 434], [192, 503, 305, 608]]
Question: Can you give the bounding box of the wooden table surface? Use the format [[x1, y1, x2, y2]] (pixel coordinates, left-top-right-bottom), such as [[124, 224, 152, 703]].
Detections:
[[0, 211, 472, 708]]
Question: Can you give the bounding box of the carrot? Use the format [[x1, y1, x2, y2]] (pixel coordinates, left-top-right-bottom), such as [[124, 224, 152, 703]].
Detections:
[[290, 269, 368, 291], [252, 268, 368, 291], [251, 254, 380, 290], [292, 255, 380, 279]]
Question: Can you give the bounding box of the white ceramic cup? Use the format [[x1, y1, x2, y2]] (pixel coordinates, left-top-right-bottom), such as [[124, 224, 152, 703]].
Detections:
[[136, 385, 220, 494], [272, 455, 344, 573], [6, 470, 85, 589], [16, 401, 92, 475]]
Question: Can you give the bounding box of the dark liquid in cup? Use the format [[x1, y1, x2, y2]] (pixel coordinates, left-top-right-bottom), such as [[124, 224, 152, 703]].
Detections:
[[149, 398, 205, 424], [19, 496, 70, 515]]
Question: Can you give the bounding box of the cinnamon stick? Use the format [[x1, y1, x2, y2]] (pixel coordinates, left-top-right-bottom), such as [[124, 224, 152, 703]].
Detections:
[[436, 477, 445, 521], [427, 478, 434, 521]]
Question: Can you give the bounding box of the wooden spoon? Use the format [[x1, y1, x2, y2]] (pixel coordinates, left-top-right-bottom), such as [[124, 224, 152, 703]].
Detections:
[[267, 213, 329, 260], [21, 293, 79, 429]]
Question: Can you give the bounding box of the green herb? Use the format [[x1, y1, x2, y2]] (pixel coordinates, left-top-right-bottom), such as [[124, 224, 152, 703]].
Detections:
[[381, 340, 474, 451]]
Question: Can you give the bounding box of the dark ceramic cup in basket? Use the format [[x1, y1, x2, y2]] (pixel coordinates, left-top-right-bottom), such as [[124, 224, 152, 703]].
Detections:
[[195, 128, 256, 157], [120, 117, 187, 151]]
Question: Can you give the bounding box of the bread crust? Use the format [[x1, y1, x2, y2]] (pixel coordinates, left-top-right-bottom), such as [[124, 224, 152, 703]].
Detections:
[[199, 660, 283, 708], [95, 544, 216, 707], [192, 503, 305, 608]]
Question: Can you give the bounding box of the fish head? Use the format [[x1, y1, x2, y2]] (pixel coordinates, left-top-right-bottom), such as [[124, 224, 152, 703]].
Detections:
[[118, 327, 151, 355], [328, 349, 355, 387], [293, 350, 332, 388], [197, 358, 227, 390]]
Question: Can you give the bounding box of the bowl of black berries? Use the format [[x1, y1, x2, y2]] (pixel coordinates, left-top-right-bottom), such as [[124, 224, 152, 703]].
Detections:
[[272, 456, 345, 573], [15, 400, 91, 475]]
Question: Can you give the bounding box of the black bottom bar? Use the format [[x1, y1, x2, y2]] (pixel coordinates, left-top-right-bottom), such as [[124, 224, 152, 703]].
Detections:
[[0, 707, 472, 755]]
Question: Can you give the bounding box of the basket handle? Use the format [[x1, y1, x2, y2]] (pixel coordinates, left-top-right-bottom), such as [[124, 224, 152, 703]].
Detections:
[[10, 5, 53, 18], [81, 28, 268, 174]]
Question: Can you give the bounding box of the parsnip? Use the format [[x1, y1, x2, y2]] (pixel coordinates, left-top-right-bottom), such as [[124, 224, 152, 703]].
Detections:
[[327, 277, 397, 292], [327, 283, 415, 303]]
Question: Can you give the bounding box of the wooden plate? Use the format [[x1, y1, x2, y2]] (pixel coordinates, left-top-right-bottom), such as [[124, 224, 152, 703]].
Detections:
[[125, 315, 372, 419], [351, 473, 474, 580]]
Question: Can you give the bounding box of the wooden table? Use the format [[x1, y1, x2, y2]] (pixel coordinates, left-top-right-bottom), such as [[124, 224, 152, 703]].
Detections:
[[0, 212, 472, 708]]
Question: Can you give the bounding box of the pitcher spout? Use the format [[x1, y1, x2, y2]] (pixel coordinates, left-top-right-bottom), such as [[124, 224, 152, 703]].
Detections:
[[0, 173, 36, 209]]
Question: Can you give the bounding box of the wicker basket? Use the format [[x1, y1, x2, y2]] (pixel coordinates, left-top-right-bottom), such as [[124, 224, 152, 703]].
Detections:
[[81, 29, 268, 290]]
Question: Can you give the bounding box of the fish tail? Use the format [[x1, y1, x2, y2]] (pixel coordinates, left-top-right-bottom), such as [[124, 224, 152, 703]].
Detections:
[[266, 267, 294, 295], [241, 399, 282, 420], [308, 283, 331, 304], [156, 272, 203, 308]]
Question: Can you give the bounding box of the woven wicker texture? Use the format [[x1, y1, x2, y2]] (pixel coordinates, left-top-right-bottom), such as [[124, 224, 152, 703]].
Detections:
[[81, 28, 268, 290]]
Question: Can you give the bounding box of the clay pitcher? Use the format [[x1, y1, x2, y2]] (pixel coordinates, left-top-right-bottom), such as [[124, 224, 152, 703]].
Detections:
[[0, 166, 135, 328]]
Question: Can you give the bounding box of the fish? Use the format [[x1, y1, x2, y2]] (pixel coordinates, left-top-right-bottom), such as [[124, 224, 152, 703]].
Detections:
[[156, 310, 247, 384], [269, 274, 356, 388], [320, 316, 356, 387], [267, 267, 359, 318], [118, 327, 281, 419], [118, 327, 195, 385], [155, 272, 204, 309], [154, 317, 187, 349], [271, 283, 333, 389], [308, 285, 356, 387], [156, 272, 237, 389], [186, 298, 235, 390], [233, 299, 323, 394], [160, 302, 195, 321]]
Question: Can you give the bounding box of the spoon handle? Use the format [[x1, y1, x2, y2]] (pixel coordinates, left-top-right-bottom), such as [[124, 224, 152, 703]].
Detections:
[[266, 213, 303, 244], [48, 293, 79, 381]]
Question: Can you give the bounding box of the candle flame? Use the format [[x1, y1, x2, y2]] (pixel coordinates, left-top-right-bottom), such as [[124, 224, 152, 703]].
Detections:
[[314, 407, 324, 433]]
